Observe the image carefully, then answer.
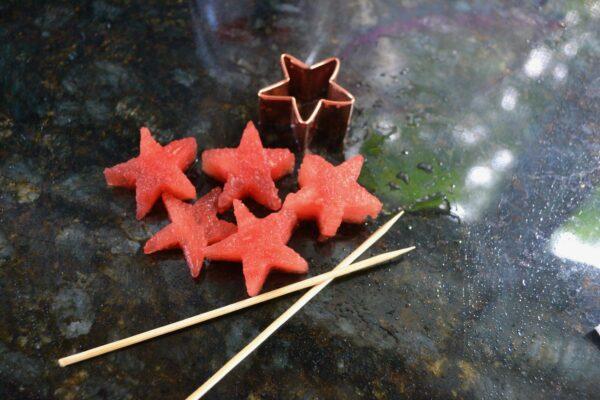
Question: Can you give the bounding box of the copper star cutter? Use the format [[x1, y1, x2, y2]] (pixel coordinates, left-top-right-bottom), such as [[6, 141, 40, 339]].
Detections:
[[258, 54, 355, 153]]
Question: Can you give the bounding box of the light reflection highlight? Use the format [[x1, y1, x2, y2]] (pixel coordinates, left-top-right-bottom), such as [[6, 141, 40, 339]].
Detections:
[[524, 47, 552, 78], [565, 10, 580, 25], [386, 132, 400, 143], [451, 195, 489, 223], [501, 87, 518, 111], [553, 64, 568, 82], [453, 124, 488, 145], [551, 231, 600, 268], [491, 149, 514, 170], [590, 1, 600, 19], [452, 203, 467, 220], [204, 3, 218, 30], [563, 40, 579, 58], [466, 165, 494, 188]]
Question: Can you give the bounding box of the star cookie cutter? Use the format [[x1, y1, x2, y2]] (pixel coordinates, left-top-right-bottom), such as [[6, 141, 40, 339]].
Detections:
[[258, 54, 355, 153]]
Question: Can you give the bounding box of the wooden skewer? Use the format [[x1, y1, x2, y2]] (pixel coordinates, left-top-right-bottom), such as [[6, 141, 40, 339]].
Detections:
[[186, 211, 405, 400], [58, 246, 410, 367], [58, 248, 408, 367]]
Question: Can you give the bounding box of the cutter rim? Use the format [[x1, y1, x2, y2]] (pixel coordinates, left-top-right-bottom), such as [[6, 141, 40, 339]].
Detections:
[[258, 53, 355, 125]]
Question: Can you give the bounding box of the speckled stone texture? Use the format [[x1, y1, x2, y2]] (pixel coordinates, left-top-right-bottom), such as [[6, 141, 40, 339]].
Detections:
[[1, 1, 599, 399]]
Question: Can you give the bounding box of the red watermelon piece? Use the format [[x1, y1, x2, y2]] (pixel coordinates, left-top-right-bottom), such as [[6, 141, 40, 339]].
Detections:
[[205, 200, 308, 296], [283, 154, 382, 240], [201, 121, 295, 212], [144, 188, 236, 278], [104, 127, 197, 219]]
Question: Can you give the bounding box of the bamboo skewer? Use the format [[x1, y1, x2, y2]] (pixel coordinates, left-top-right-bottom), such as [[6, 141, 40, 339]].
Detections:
[[186, 211, 405, 400], [59, 245, 411, 367]]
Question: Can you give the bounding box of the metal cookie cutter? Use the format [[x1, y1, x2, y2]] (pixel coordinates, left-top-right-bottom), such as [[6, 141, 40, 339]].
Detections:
[[258, 54, 355, 153]]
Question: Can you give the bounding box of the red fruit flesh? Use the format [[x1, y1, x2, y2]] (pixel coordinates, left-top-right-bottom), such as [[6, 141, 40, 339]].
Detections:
[[205, 200, 307, 296], [144, 188, 236, 278], [104, 127, 197, 219], [283, 154, 382, 239], [201, 121, 294, 212]]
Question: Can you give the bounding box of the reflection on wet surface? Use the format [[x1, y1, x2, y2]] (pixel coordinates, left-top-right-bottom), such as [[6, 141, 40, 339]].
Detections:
[[0, 0, 599, 399], [551, 188, 600, 269]]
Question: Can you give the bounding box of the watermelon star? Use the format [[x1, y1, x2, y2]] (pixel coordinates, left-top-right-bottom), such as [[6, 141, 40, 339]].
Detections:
[[144, 188, 236, 278], [201, 121, 295, 212], [205, 200, 308, 296], [104, 127, 197, 219], [283, 154, 382, 240]]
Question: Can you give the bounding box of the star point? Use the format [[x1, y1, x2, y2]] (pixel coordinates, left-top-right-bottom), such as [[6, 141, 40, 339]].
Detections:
[[283, 154, 382, 239], [144, 188, 236, 278], [104, 127, 197, 219], [205, 200, 307, 296], [201, 121, 295, 213]]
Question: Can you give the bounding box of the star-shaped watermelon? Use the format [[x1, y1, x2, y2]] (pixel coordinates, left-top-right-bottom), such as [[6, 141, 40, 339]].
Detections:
[[283, 154, 382, 240], [205, 200, 308, 296], [104, 127, 197, 219], [144, 188, 236, 278], [201, 121, 295, 212]]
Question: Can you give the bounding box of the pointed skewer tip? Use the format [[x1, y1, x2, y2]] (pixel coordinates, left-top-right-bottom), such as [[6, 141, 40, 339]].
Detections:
[[388, 246, 416, 258], [392, 209, 405, 221], [381, 209, 405, 230], [184, 213, 410, 400]]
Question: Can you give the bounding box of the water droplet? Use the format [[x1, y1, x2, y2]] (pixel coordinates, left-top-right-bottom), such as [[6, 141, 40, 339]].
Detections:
[[417, 162, 433, 173], [396, 172, 409, 184]]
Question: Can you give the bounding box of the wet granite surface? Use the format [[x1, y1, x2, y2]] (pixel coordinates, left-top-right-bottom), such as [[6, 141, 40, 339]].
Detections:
[[1, 0, 599, 399]]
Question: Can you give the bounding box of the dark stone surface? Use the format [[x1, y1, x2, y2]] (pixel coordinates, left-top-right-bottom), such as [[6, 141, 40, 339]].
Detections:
[[1, 0, 599, 399]]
